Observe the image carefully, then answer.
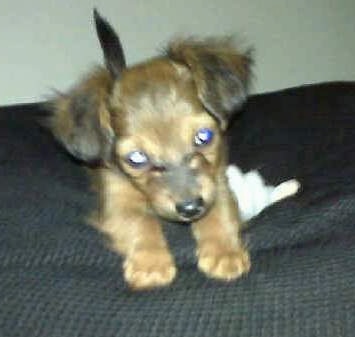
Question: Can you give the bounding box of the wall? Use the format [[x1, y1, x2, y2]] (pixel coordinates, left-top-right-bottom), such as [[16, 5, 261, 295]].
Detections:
[[0, 0, 354, 105]]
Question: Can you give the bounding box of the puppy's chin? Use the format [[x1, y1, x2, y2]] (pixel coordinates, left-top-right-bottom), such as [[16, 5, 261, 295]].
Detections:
[[152, 208, 190, 223], [158, 213, 205, 226], [165, 212, 206, 224], [177, 213, 206, 224]]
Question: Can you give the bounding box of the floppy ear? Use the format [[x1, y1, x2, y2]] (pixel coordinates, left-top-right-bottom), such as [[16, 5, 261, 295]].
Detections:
[[46, 70, 115, 164], [94, 8, 126, 78], [167, 38, 253, 130], [46, 10, 127, 163]]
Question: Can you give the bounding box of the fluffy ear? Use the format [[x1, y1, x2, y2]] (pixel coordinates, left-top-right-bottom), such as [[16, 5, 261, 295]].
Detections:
[[94, 9, 126, 78], [46, 70, 115, 164], [167, 38, 253, 130]]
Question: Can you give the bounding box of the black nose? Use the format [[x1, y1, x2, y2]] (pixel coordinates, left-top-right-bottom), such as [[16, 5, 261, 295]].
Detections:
[[176, 197, 205, 220]]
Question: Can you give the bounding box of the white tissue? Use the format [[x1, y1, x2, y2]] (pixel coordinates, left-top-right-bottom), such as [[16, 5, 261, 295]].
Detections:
[[226, 165, 300, 222]]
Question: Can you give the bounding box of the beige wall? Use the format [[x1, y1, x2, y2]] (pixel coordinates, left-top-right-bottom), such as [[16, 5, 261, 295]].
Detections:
[[0, 0, 354, 105]]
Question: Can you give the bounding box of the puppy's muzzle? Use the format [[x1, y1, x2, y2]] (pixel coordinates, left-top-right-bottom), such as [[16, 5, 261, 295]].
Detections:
[[175, 197, 205, 220]]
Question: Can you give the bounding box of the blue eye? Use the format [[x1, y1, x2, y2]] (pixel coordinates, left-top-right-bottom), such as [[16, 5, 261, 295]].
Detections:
[[194, 128, 214, 146], [126, 151, 149, 168]]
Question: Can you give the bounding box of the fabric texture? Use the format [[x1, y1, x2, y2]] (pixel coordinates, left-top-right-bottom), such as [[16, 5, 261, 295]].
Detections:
[[0, 82, 354, 337]]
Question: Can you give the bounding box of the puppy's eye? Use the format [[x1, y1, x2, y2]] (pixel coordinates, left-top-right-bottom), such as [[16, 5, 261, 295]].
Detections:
[[194, 128, 214, 146], [126, 151, 149, 168]]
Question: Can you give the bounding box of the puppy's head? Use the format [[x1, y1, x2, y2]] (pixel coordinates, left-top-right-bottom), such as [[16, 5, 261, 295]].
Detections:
[[50, 10, 253, 222]]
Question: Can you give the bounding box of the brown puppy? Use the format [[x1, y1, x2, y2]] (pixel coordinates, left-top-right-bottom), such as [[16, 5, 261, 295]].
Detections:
[[49, 10, 253, 290]]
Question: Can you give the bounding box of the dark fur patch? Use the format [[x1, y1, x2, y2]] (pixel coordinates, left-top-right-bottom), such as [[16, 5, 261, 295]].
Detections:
[[162, 164, 198, 200], [167, 38, 253, 129], [70, 94, 114, 162], [50, 90, 114, 163], [71, 92, 95, 126], [196, 52, 247, 123]]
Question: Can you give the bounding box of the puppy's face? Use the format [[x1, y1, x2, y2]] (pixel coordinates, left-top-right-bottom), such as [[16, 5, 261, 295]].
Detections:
[[49, 11, 253, 222], [111, 60, 223, 221]]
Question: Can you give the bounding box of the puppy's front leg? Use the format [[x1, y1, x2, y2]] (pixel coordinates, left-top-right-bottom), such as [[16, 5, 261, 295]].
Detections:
[[192, 173, 250, 281], [98, 170, 176, 290], [121, 215, 176, 290]]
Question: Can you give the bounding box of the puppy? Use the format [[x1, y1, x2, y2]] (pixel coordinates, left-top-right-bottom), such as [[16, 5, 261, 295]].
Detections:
[[48, 10, 253, 290]]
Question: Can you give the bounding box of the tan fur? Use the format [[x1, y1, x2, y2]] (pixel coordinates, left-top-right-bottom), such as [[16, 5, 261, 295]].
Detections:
[[49, 14, 252, 290]]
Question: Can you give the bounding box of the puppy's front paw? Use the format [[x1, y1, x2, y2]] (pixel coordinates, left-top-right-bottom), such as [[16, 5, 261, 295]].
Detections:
[[197, 242, 250, 281], [123, 248, 176, 290]]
